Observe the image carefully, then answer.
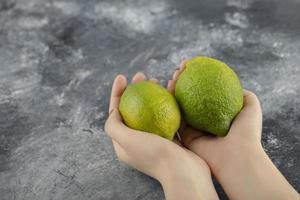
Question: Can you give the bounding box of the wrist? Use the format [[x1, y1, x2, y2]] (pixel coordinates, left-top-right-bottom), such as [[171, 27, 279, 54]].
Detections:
[[158, 161, 219, 200], [216, 142, 266, 181], [215, 141, 265, 180], [160, 176, 219, 200], [216, 143, 299, 200], [160, 175, 204, 200], [214, 144, 265, 199]]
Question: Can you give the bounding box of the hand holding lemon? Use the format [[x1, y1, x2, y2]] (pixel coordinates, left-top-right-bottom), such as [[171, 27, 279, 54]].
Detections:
[[105, 73, 219, 200], [105, 57, 299, 200], [119, 56, 243, 138]]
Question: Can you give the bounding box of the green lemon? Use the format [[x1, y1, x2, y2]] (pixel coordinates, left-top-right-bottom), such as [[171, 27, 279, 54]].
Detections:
[[175, 56, 243, 136], [119, 81, 181, 140]]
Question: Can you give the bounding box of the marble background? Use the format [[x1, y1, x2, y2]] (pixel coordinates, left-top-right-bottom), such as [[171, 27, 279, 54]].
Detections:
[[0, 0, 299, 199]]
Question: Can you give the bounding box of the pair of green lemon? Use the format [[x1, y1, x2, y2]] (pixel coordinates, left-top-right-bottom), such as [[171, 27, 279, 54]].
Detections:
[[119, 57, 243, 140]]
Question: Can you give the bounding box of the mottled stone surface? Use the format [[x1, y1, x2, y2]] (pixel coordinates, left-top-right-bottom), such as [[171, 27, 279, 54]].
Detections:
[[0, 0, 299, 199]]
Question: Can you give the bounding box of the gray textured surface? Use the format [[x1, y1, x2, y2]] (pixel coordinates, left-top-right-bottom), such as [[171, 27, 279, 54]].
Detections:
[[0, 0, 300, 199]]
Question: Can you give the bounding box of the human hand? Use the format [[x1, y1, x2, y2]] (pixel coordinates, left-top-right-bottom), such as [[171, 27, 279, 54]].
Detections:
[[105, 73, 219, 200], [168, 60, 300, 200]]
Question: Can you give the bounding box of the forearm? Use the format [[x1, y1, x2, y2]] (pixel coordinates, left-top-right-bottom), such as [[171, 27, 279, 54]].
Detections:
[[217, 145, 299, 200]]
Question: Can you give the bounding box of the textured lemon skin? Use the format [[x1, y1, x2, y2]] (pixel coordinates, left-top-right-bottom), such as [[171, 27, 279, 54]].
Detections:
[[119, 81, 181, 140], [175, 57, 243, 136]]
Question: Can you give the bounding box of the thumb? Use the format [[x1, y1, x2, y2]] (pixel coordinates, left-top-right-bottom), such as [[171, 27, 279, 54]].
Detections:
[[229, 90, 262, 138], [105, 108, 157, 151], [104, 108, 127, 141]]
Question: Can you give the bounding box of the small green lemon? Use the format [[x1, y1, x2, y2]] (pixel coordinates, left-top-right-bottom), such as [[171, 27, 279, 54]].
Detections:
[[119, 81, 180, 140], [175, 56, 243, 136]]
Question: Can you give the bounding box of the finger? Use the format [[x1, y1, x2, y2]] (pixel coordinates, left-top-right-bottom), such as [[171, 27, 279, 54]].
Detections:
[[168, 60, 187, 93], [132, 72, 146, 83], [149, 78, 159, 83], [179, 60, 188, 71], [238, 90, 262, 121], [180, 126, 206, 148], [172, 70, 180, 80], [179, 126, 216, 164], [167, 80, 176, 94], [105, 109, 129, 148], [105, 109, 159, 150], [184, 135, 217, 167], [229, 90, 262, 138], [109, 75, 127, 113], [242, 90, 262, 113]]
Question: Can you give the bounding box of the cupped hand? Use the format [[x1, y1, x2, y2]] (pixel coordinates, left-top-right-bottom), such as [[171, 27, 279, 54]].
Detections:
[[168, 60, 300, 200], [168, 60, 263, 175], [105, 72, 219, 200]]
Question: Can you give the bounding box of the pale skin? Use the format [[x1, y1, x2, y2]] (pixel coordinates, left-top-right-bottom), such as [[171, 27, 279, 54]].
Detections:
[[105, 61, 300, 200], [169, 61, 300, 200], [105, 73, 219, 200]]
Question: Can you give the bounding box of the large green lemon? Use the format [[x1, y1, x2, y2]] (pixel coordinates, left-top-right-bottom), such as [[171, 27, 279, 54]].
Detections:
[[175, 57, 243, 136], [119, 81, 180, 140]]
